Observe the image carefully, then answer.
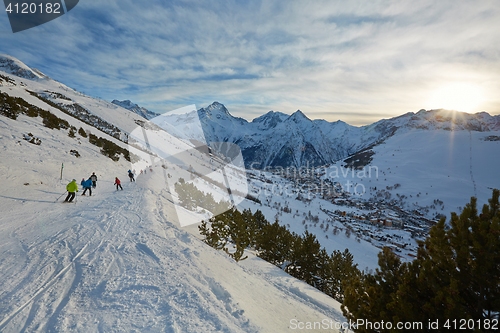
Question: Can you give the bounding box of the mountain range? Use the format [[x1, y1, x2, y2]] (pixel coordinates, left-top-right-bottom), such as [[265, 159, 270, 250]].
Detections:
[[2, 52, 499, 173], [160, 101, 500, 169]]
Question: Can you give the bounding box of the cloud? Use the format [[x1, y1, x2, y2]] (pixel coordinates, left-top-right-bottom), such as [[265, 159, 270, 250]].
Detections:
[[0, 0, 499, 124]]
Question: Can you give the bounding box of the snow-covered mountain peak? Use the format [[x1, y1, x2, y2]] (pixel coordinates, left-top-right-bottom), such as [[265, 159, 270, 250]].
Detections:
[[111, 99, 159, 120], [112, 99, 136, 109], [251, 110, 289, 130], [153, 101, 500, 169], [0, 54, 48, 80], [199, 101, 230, 117], [207, 101, 226, 110], [288, 109, 310, 123], [198, 102, 247, 125], [401, 108, 500, 131]]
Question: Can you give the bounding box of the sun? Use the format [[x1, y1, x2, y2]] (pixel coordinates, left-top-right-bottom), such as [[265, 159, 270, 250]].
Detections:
[[427, 82, 484, 112]]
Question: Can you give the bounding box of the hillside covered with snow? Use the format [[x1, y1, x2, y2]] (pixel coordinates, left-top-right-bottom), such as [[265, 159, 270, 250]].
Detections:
[[1, 53, 499, 332], [0, 55, 350, 332]]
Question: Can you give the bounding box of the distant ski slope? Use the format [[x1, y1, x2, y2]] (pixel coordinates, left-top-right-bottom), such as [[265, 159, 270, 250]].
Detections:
[[327, 128, 500, 219]]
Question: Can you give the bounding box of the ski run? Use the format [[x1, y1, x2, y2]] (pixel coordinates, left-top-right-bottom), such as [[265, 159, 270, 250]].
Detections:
[[2, 54, 499, 332], [0, 165, 352, 332]]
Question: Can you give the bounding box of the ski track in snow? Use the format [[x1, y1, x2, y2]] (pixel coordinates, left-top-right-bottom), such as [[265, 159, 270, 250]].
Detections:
[[0, 184, 151, 332], [469, 130, 477, 197], [0, 179, 245, 332], [0, 172, 347, 333]]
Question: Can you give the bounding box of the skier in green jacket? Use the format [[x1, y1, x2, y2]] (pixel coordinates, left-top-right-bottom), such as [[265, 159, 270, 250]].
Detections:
[[64, 179, 78, 202]]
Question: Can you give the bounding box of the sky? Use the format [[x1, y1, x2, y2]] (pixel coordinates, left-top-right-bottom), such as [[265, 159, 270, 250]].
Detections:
[[1, 0, 500, 125]]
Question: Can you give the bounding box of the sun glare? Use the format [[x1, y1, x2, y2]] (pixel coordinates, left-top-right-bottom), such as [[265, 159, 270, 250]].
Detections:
[[427, 82, 484, 112]]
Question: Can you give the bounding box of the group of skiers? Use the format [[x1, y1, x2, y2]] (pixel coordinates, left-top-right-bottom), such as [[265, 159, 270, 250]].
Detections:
[[139, 167, 153, 175], [80, 172, 98, 196], [63, 171, 127, 202], [64, 172, 97, 202]]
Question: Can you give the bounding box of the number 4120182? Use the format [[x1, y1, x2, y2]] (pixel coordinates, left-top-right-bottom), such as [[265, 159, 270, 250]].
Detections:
[[5, 2, 61, 14]]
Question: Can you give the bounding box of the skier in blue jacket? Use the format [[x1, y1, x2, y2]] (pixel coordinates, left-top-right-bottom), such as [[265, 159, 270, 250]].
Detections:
[[82, 177, 93, 196]]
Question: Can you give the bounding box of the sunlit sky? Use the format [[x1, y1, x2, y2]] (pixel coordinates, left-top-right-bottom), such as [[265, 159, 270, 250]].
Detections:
[[1, 1, 500, 125]]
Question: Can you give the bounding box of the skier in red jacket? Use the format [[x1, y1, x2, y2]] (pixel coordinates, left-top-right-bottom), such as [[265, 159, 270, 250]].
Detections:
[[114, 177, 123, 190]]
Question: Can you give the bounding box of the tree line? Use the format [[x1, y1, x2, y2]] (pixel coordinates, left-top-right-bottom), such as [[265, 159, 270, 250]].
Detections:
[[342, 189, 500, 332], [198, 206, 360, 303], [0, 91, 129, 162], [196, 187, 500, 332]]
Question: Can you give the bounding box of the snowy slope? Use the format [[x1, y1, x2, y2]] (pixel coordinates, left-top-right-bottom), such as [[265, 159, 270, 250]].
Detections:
[[0, 60, 349, 332], [0, 165, 345, 332], [325, 128, 500, 220], [0, 54, 48, 80], [0, 55, 150, 140]]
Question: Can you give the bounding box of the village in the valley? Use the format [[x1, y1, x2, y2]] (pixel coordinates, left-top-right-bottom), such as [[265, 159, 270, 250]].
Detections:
[[246, 163, 438, 262]]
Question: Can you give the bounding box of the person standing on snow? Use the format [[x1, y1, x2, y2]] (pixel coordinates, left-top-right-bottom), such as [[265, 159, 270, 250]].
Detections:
[[90, 172, 97, 188], [114, 177, 123, 190], [64, 179, 78, 202], [128, 170, 135, 182], [82, 177, 93, 196]]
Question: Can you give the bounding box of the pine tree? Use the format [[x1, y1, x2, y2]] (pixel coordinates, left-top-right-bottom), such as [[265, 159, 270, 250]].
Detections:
[[342, 190, 500, 332], [448, 190, 500, 319], [405, 191, 500, 323], [256, 220, 296, 268], [78, 127, 87, 137], [241, 208, 259, 248], [224, 209, 251, 261], [320, 249, 360, 303], [286, 231, 322, 285], [342, 247, 408, 332], [198, 214, 230, 251]]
